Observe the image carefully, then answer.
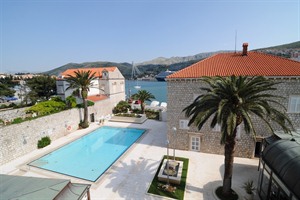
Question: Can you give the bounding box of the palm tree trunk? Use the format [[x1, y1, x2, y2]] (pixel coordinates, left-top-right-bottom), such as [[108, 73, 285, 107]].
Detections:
[[141, 101, 145, 114], [222, 134, 236, 196], [83, 98, 88, 126], [80, 89, 89, 129]]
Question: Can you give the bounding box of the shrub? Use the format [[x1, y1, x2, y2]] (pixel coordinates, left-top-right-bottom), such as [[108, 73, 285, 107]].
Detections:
[[0, 104, 7, 109], [66, 96, 77, 108], [37, 136, 51, 149], [76, 100, 94, 108], [242, 180, 255, 194], [87, 100, 94, 106], [11, 117, 23, 124], [26, 99, 66, 116], [113, 100, 131, 114], [50, 96, 63, 102], [9, 103, 16, 108], [145, 109, 159, 120], [131, 108, 142, 114]]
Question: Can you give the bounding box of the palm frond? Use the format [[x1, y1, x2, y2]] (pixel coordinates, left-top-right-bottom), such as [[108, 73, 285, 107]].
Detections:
[[183, 75, 292, 142]]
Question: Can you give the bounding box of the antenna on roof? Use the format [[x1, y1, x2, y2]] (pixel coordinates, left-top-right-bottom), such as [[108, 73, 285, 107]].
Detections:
[[234, 30, 237, 53]]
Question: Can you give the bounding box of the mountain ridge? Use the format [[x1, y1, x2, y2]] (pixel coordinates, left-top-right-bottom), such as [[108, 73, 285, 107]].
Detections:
[[44, 41, 300, 78]]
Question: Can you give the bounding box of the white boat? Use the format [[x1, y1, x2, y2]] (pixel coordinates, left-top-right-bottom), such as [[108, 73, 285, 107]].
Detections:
[[155, 69, 175, 81]]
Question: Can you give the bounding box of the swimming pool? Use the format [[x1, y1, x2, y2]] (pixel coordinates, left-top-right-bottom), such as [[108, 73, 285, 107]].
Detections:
[[29, 126, 146, 182]]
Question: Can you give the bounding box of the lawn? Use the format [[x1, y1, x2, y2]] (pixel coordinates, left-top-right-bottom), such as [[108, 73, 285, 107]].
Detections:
[[147, 156, 189, 200]]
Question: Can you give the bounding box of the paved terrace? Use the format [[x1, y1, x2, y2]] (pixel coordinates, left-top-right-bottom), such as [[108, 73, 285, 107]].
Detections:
[[0, 120, 260, 200]]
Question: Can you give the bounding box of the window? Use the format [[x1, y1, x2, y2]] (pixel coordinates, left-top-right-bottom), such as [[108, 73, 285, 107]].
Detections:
[[102, 71, 108, 79], [179, 120, 189, 130], [190, 136, 200, 151], [288, 96, 300, 113]]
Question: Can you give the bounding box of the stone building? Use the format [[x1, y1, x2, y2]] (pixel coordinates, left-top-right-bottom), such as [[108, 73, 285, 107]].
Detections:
[[166, 43, 300, 158], [56, 67, 125, 108]]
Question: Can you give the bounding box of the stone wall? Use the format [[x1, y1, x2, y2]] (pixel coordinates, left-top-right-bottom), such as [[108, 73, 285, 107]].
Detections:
[[167, 78, 300, 158], [0, 107, 29, 122], [0, 98, 116, 165]]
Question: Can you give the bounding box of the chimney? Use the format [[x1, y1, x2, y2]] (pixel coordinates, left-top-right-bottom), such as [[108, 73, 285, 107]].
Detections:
[[242, 43, 248, 56]]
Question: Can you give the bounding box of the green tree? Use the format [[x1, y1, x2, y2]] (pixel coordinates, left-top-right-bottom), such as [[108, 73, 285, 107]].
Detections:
[[0, 76, 17, 97], [26, 75, 56, 102], [183, 76, 292, 197], [132, 90, 155, 113], [66, 96, 77, 108], [0, 83, 15, 97], [113, 100, 131, 114], [0, 76, 18, 88], [26, 99, 66, 116], [65, 70, 96, 128]]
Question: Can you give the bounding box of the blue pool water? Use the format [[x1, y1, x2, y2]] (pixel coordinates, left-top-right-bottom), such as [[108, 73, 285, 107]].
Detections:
[[29, 126, 146, 182]]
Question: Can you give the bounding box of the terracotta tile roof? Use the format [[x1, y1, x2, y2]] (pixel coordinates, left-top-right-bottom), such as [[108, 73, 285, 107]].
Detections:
[[87, 95, 108, 102], [61, 67, 117, 78], [167, 52, 300, 79]]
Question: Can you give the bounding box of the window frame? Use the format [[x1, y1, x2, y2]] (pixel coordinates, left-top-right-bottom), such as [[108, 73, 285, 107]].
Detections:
[[190, 136, 200, 152], [179, 120, 190, 130]]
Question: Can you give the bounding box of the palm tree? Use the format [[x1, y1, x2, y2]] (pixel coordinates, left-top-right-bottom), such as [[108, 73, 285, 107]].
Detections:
[[132, 90, 155, 113], [65, 70, 97, 128], [183, 75, 292, 197]]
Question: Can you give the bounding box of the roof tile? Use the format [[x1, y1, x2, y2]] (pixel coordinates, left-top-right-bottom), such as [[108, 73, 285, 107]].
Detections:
[[61, 67, 116, 78], [167, 52, 300, 79], [87, 95, 108, 102]]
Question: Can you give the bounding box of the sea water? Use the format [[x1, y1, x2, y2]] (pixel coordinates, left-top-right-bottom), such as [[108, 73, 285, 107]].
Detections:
[[125, 80, 167, 103]]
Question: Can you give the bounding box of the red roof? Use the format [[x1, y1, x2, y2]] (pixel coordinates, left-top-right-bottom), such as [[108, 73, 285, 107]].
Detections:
[[61, 67, 117, 78], [167, 51, 300, 79], [87, 95, 108, 102]]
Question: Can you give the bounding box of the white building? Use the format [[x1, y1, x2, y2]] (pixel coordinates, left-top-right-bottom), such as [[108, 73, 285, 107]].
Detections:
[[56, 67, 125, 107]]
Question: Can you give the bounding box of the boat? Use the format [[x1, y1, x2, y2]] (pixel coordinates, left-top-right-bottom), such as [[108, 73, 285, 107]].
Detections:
[[155, 69, 175, 81]]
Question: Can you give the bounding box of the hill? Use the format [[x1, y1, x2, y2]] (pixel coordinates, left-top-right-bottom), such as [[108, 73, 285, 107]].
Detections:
[[254, 41, 300, 60], [255, 41, 300, 50], [43, 41, 300, 78], [45, 62, 132, 78], [43, 52, 221, 78], [136, 51, 218, 66]]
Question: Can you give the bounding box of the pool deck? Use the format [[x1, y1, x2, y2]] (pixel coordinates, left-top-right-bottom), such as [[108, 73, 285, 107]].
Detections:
[[0, 120, 260, 200]]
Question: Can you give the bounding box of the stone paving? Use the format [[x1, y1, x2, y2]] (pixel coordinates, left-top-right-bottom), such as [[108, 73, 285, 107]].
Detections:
[[0, 120, 260, 199]]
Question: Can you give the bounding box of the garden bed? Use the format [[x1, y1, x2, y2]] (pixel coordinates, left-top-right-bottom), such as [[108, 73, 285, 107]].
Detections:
[[147, 156, 189, 200], [109, 115, 147, 124]]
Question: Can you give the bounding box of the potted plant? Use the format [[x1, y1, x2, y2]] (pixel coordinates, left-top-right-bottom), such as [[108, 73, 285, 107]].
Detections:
[[242, 180, 255, 200]]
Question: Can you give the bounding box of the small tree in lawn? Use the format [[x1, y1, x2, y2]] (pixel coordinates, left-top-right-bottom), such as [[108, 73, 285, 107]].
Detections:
[[132, 90, 155, 114], [65, 70, 96, 128], [183, 75, 292, 197]]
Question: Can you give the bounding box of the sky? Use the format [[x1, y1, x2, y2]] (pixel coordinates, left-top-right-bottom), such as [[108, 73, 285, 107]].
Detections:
[[1, 0, 299, 73]]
